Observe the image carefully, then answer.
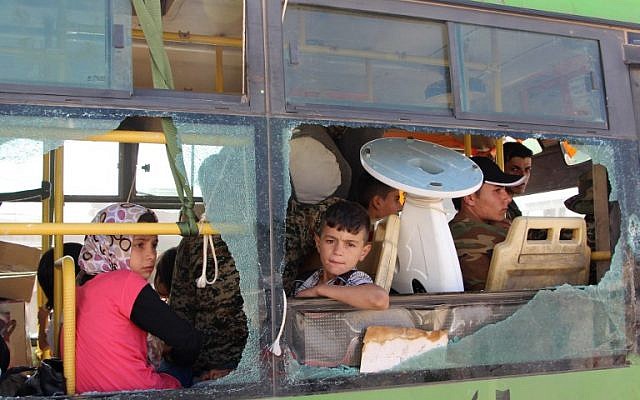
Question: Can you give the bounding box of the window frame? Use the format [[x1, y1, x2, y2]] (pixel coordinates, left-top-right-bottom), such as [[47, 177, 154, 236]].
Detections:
[[270, 0, 635, 139], [0, 0, 265, 116]]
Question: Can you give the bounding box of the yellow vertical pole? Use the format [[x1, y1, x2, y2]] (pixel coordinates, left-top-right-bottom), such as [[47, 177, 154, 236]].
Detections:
[[495, 137, 504, 170], [57, 256, 76, 395], [464, 134, 472, 157], [38, 151, 53, 360], [215, 47, 224, 93], [52, 146, 64, 357], [39, 152, 51, 307]]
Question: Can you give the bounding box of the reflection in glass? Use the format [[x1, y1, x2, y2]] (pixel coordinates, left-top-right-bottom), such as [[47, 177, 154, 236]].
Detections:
[[0, 0, 131, 92], [283, 6, 451, 112], [454, 24, 606, 126]]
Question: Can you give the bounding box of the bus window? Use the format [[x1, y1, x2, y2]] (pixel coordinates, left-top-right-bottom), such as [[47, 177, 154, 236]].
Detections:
[[283, 6, 451, 113], [280, 123, 630, 388], [132, 0, 245, 95], [136, 143, 222, 198], [452, 24, 607, 128], [0, 1, 131, 96]]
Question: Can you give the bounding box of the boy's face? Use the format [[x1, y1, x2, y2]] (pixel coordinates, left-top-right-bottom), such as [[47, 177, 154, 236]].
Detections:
[[315, 225, 371, 280], [371, 190, 403, 220], [130, 235, 158, 280]]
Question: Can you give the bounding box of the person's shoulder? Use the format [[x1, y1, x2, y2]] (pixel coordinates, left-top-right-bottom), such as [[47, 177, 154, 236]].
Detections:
[[450, 215, 485, 236], [91, 269, 146, 286]]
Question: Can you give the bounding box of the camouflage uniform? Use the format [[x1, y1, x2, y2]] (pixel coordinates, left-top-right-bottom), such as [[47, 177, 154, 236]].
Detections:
[[169, 234, 248, 374], [449, 210, 510, 291], [282, 196, 343, 296]]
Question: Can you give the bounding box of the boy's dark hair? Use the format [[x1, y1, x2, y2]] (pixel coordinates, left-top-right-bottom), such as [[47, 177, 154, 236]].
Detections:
[[155, 247, 177, 294], [319, 200, 370, 239], [138, 210, 159, 223], [357, 173, 395, 210], [37, 243, 83, 309], [503, 142, 533, 162], [452, 197, 462, 211]]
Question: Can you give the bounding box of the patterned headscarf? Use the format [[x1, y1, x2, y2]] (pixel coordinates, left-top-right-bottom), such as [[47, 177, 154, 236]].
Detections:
[[79, 203, 157, 275]]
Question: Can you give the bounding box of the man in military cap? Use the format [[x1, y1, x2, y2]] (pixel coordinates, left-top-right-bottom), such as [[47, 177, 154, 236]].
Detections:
[[450, 157, 526, 291]]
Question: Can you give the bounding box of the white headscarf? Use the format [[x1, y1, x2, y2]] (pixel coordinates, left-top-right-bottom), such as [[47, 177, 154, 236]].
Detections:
[[78, 203, 157, 275]]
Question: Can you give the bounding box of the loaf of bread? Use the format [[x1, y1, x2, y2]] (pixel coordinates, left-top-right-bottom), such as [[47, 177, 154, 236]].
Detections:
[[360, 326, 448, 373]]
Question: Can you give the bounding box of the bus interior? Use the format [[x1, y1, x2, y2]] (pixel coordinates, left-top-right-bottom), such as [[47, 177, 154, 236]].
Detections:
[[0, 0, 639, 398]]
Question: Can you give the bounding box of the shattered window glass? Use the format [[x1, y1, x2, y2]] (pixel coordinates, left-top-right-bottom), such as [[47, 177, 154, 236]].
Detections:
[[276, 126, 638, 392]]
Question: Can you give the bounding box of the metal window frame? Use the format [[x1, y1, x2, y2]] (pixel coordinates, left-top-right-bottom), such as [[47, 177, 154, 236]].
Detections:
[[0, 0, 266, 116], [269, 0, 636, 139], [447, 22, 609, 130]]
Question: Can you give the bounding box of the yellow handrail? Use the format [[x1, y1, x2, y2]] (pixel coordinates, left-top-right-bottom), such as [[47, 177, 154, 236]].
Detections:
[[53, 256, 76, 395], [131, 29, 242, 48], [85, 130, 250, 146], [591, 251, 612, 262], [0, 222, 226, 236]]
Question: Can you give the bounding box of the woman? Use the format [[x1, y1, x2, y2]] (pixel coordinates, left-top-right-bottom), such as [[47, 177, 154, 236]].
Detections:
[[75, 203, 201, 393]]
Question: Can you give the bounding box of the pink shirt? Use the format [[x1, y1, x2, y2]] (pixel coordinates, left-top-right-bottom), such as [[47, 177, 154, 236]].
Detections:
[[75, 270, 180, 393]]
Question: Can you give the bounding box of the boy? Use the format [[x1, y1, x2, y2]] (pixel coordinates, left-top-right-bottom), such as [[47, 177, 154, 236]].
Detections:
[[295, 201, 389, 310], [357, 173, 403, 221]]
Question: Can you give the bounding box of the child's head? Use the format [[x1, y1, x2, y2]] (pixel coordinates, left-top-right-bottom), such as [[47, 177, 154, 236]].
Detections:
[[357, 173, 402, 220], [37, 242, 83, 309], [315, 201, 372, 277], [79, 203, 159, 280], [154, 247, 177, 298]]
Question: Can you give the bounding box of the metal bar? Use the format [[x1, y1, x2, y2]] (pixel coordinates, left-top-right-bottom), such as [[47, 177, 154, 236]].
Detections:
[[39, 152, 51, 310], [591, 251, 612, 262], [52, 147, 64, 357], [54, 256, 76, 395], [131, 28, 242, 48], [0, 222, 226, 235], [495, 137, 504, 170], [215, 47, 225, 93], [464, 134, 472, 156], [84, 130, 250, 146]]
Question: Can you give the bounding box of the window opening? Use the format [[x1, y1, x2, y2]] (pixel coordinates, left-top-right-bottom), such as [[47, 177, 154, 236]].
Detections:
[[281, 124, 627, 387], [132, 0, 245, 95]]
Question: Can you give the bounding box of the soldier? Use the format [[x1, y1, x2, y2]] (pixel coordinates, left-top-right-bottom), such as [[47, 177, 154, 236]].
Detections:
[[503, 142, 533, 221], [169, 209, 248, 382], [450, 157, 526, 291]]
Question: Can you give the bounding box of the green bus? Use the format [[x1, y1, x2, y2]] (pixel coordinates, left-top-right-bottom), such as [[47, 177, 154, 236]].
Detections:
[[0, 0, 639, 398]]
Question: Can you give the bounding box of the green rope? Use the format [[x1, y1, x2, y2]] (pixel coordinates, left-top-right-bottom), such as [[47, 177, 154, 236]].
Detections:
[[131, 0, 199, 236]]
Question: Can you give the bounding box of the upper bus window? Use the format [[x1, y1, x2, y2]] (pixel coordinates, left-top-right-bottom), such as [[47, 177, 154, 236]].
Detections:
[[0, 0, 131, 95], [453, 24, 607, 128], [132, 0, 244, 94], [283, 6, 451, 113]]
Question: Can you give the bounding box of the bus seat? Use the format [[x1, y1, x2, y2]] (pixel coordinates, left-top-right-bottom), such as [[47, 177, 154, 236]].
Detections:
[[485, 217, 590, 291], [358, 214, 400, 292]]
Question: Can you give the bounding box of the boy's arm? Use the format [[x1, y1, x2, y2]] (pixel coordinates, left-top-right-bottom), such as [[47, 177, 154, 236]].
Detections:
[[297, 283, 389, 310]]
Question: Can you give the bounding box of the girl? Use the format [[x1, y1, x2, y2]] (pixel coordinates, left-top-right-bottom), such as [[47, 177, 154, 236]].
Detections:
[[75, 203, 201, 393]]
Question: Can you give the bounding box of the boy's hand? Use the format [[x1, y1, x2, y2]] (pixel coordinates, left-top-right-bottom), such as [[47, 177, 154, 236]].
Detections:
[[295, 285, 320, 298]]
